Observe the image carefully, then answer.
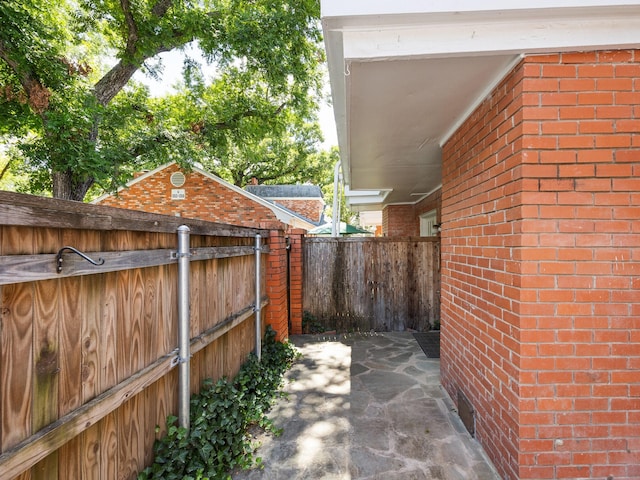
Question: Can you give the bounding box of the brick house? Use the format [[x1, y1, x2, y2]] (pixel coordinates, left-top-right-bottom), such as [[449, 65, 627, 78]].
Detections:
[[94, 162, 314, 341], [323, 2, 640, 480], [244, 184, 326, 226], [93, 162, 318, 231]]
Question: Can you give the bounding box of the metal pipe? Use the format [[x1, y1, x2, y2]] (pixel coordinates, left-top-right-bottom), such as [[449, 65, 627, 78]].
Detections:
[[177, 225, 191, 431], [332, 160, 341, 237], [255, 234, 262, 361]]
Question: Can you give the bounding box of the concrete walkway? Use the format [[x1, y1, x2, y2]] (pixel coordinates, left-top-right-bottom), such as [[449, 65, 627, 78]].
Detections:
[[233, 332, 501, 480]]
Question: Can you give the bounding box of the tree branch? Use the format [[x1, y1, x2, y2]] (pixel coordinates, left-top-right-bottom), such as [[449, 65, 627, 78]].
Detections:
[[93, 0, 191, 106], [120, 0, 140, 56], [0, 157, 13, 182], [206, 102, 287, 131], [152, 0, 173, 17], [0, 40, 51, 114]]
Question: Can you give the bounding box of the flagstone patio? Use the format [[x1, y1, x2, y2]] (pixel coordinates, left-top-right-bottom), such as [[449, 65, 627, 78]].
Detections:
[[233, 332, 501, 480]]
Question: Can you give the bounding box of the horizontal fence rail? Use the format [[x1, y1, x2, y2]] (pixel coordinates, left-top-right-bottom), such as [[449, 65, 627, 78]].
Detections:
[[0, 191, 273, 480], [0, 245, 269, 285], [303, 237, 440, 333]]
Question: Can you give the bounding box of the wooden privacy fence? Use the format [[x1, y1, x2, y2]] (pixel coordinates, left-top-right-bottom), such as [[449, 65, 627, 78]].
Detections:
[[0, 192, 271, 480], [303, 237, 440, 332]]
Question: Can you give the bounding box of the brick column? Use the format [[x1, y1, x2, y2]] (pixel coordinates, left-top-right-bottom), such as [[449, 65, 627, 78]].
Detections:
[[382, 204, 418, 236], [265, 229, 288, 341], [441, 50, 640, 480], [287, 229, 305, 334]]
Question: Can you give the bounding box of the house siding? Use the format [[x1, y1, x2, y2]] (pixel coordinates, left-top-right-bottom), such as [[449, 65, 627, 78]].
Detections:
[[98, 163, 281, 229], [441, 50, 640, 480]]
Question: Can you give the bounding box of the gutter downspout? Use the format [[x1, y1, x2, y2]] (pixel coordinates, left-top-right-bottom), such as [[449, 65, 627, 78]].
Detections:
[[331, 160, 341, 237]]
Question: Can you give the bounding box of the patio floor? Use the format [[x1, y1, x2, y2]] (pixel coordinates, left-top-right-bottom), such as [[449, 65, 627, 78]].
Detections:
[[232, 332, 501, 480]]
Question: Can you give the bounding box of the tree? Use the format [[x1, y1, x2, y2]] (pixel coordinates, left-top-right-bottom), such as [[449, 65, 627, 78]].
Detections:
[[0, 0, 324, 201]]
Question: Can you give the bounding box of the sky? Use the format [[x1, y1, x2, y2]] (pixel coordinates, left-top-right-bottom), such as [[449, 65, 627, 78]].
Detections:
[[133, 47, 338, 149]]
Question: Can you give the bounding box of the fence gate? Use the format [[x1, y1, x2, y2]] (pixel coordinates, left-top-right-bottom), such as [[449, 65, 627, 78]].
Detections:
[[303, 237, 440, 332]]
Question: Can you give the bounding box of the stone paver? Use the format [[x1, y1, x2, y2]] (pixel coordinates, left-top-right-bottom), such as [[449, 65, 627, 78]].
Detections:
[[233, 332, 501, 480]]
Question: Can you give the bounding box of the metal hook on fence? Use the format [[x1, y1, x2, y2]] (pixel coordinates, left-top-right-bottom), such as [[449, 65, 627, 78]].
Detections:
[[56, 246, 105, 273]]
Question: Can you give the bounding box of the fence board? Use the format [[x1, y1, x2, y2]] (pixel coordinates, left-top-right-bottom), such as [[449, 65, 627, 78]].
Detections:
[[0, 191, 266, 238], [303, 237, 440, 332], [0, 245, 264, 285], [0, 194, 273, 479], [1, 283, 34, 451], [60, 277, 82, 416]]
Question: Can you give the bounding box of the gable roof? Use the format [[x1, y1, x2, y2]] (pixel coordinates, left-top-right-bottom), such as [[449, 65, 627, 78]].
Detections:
[[92, 162, 318, 230], [245, 184, 324, 199]]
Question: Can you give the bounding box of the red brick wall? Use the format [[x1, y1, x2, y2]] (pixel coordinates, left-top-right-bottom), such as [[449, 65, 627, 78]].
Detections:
[[382, 189, 441, 236], [98, 163, 280, 229], [287, 229, 305, 335], [98, 164, 292, 340], [275, 199, 324, 224], [265, 230, 289, 341], [441, 50, 640, 480]]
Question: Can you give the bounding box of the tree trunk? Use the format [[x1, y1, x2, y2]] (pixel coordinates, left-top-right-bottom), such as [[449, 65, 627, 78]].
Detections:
[[52, 170, 94, 201]]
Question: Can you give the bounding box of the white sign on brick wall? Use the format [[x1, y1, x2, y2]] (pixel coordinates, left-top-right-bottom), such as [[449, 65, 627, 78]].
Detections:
[[171, 189, 186, 200]]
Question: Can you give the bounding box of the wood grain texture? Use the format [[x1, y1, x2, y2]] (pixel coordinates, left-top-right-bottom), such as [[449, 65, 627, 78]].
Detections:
[[1, 198, 275, 479], [1, 282, 34, 452], [0, 246, 263, 285], [32, 279, 59, 430], [59, 277, 82, 416], [304, 237, 440, 332], [0, 191, 266, 238]]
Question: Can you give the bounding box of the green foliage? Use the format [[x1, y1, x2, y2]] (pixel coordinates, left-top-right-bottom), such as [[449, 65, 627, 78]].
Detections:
[[302, 310, 326, 334], [138, 327, 300, 480], [0, 0, 326, 200]]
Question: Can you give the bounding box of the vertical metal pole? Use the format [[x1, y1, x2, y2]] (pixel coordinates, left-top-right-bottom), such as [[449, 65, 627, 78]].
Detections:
[[255, 233, 262, 361], [177, 225, 191, 431], [332, 160, 341, 237]]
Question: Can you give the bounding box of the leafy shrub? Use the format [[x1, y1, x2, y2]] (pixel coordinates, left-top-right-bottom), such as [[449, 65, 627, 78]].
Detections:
[[138, 327, 300, 480]]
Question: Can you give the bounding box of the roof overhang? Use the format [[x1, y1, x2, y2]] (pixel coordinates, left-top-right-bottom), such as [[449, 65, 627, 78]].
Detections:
[[322, 0, 640, 211]]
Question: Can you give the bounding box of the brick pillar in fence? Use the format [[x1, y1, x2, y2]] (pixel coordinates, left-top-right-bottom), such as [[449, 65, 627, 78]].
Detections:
[[441, 50, 640, 480], [265, 228, 288, 341], [287, 229, 305, 335]]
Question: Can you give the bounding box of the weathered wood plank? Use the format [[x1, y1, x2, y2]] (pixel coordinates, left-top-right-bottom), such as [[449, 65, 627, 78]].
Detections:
[[0, 350, 176, 478], [0, 245, 265, 285], [303, 237, 440, 333], [59, 277, 83, 416], [0, 191, 267, 238], [1, 283, 34, 452], [100, 412, 118, 480], [32, 279, 59, 430], [80, 424, 100, 479], [118, 393, 143, 480], [0, 295, 262, 478], [100, 272, 118, 394]]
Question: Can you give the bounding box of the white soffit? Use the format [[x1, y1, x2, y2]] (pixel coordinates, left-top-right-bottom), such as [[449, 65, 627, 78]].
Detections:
[[323, 1, 640, 209]]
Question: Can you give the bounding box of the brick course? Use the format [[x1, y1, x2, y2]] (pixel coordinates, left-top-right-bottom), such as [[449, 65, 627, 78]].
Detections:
[[97, 163, 280, 228], [382, 189, 441, 236], [97, 163, 293, 339], [441, 50, 640, 480], [274, 198, 324, 224]]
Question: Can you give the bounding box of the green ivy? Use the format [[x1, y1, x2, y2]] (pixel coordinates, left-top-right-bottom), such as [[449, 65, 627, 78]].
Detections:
[[138, 327, 300, 480]]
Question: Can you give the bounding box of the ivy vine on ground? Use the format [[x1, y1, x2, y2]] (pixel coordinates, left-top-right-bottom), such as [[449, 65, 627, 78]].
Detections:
[[138, 327, 300, 480]]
